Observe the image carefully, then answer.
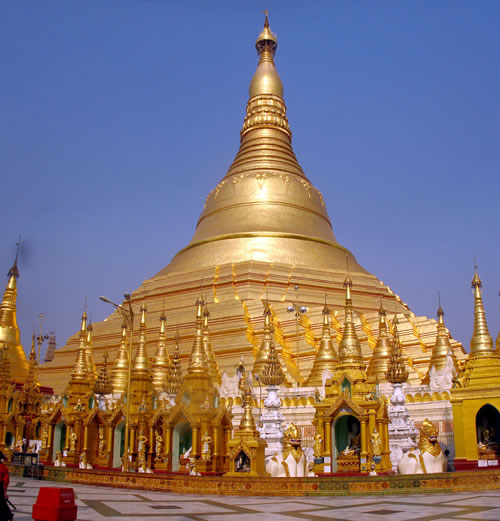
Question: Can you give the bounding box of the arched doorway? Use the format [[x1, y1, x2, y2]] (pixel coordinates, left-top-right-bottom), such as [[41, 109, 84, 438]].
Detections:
[[172, 422, 192, 471], [476, 404, 500, 458], [113, 422, 125, 468], [333, 415, 361, 472], [52, 422, 66, 461]]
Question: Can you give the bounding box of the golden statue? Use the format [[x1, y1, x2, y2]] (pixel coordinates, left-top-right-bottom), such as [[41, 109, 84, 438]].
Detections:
[[371, 429, 382, 458], [201, 433, 212, 461], [98, 426, 105, 456], [313, 433, 323, 458], [69, 430, 77, 452], [41, 426, 48, 450], [155, 431, 163, 455]]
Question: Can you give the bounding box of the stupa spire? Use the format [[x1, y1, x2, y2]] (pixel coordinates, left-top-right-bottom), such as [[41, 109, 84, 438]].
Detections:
[[71, 311, 89, 381], [188, 296, 208, 374], [111, 321, 129, 394], [152, 311, 170, 392], [367, 302, 392, 384], [85, 321, 96, 381], [253, 301, 273, 377], [132, 303, 150, 375], [338, 274, 363, 367], [305, 300, 337, 386], [202, 302, 221, 385], [0, 249, 29, 382], [470, 265, 494, 357]]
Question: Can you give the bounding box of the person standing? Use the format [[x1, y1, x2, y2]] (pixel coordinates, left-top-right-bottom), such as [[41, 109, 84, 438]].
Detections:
[[0, 451, 13, 521]]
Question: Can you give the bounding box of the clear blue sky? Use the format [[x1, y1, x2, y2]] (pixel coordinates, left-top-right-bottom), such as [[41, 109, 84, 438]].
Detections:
[[1, 1, 499, 358]]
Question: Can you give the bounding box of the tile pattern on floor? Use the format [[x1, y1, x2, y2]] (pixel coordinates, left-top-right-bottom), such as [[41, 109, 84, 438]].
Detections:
[[7, 477, 500, 521]]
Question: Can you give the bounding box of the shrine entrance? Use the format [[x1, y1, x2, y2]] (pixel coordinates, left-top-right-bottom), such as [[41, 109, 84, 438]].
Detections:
[[172, 421, 192, 471], [113, 422, 125, 468], [476, 404, 500, 459]]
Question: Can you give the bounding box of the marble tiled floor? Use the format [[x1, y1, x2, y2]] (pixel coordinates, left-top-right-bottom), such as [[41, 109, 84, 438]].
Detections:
[[8, 477, 500, 521]]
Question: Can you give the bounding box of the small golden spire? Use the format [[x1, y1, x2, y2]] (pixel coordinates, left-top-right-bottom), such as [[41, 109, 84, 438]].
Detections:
[[470, 264, 494, 357], [152, 311, 170, 392], [261, 325, 284, 386], [71, 311, 89, 381], [238, 362, 259, 435], [30, 332, 37, 362], [422, 302, 458, 384], [386, 315, 409, 384], [367, 302, 392, 383], [338, 274, 363, 366], [111, 321, 129, 394], [132, 303, 150, 374], [85, 321, 96, 381], [188, 296, 208, 374], [0, 249, 29, 382], [23, 333, 40, 392], [305, 301, 337, 385], [202, 302, 221, 385], [164, 330, 183, 395], [253, 301, 273, 377]]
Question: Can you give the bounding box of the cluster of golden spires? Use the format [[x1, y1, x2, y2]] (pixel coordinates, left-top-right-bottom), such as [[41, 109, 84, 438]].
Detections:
[[386, 316, 409, 384], [260, 325, 284, 386]]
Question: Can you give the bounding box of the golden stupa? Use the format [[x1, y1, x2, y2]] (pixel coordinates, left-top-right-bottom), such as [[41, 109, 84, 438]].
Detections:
[[0, 254, 29, 383], [39, 16, 466, 393]]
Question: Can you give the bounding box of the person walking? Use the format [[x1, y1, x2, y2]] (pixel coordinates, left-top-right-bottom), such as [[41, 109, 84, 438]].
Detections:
[[0, 451, 13, 521]]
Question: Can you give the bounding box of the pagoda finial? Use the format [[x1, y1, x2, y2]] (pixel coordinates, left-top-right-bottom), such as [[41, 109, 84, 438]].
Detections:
[[7, 241, 20, 279], [470, 264, 494, 357], [249, 12, 282, 99]]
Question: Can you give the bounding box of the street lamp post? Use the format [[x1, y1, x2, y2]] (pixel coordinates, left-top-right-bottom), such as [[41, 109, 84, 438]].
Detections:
[[100, 294, 134, 472], [287, 285, 308, 387]]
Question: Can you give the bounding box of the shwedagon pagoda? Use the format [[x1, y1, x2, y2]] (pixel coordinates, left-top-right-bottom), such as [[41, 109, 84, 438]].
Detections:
[[0, 15, 499, 484]]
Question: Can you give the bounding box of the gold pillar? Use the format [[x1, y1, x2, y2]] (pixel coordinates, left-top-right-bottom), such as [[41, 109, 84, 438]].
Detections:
[[324, 419, 332, 457], [360, 419, 368, 472], [192, 424, 199, 459], [213, 426, 221, 458], [0, 424, 5, 446], [64, 424, 70, 451], [83, 425, 89, 451], [129, 426, 136, 454], [48, 424, 54, 452], [165, 426, 171, 457]]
